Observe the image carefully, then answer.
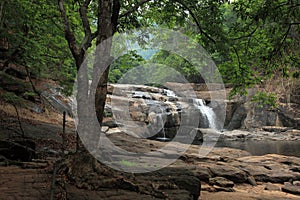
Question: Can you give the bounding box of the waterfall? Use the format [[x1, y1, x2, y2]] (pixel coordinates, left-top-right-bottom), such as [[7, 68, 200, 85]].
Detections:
[[193, 99, 218, 130], [148, 105, 170, 141], [163, 89, 177, 97]]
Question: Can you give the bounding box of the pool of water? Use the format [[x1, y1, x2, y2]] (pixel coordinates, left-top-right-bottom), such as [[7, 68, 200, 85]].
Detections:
[[214, 139, 300, 157]]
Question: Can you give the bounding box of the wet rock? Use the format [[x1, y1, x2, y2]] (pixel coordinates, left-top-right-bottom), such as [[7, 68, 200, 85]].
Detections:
[[282, 182, 300, 195], [209, 177, 234, 188], [132, 91, 152, 99]]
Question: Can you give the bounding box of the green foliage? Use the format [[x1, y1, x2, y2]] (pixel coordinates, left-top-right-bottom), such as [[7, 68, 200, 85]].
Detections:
[[149, 50, 201, 83], [1, 0, 76, 94], [293, 71, 300, 79], [109, 51, 145, 83], [23, 91, 37, 100], [118, 0, 299, 99], [251, 91, 278, 109], [1, 0, 299, 101], [218, 0, 300, 96], [1, 92, 25, 107]]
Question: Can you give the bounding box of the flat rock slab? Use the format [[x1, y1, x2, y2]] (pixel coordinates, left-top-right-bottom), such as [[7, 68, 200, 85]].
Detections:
[[209, 177, 234, 188], [282, 182, 300, 195], [208, 164, 248, 183], [264, 183, 281, 191]]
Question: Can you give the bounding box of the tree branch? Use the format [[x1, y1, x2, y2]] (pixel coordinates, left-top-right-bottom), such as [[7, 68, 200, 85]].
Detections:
[[289, 22, 300, 25], [272, 24, 292, 57], [172, 0, 216, 43], [58, 0, 81, 69], [79, 0, 93, 51], [231, 24, 259, 40], [91, 30, 99, 41], [0, 0, 6, 27], [111, 0, 121, 33], [119, 0, 151, 18]]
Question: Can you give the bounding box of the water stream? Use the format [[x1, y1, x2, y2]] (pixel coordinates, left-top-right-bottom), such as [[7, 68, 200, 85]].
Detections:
[[162, 89, 177, 98], [214, 139, 300, 157], [129, 87, 300, 158], [193, 99, 218, 129], [155, 112, 170, 141]]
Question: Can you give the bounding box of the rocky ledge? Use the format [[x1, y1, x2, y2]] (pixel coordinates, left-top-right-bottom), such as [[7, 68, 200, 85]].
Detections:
[[220, 128, 300, 141], [57, 131, 300, 199]]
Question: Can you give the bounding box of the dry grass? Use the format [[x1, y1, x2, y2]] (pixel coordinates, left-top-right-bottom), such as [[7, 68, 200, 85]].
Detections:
[[0, 102, 74, 127]]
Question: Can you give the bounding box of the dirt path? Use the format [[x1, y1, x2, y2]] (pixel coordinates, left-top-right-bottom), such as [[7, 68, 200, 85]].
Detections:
[[0, 165, 52, 200]]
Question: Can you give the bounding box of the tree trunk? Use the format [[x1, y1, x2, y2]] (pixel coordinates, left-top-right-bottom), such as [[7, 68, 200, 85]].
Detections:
[[94, 0, 120, 125], [58, 0, 120, 153]]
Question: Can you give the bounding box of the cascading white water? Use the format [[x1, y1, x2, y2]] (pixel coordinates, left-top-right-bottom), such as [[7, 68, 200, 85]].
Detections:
[[193, 99, 218, 129], [146, 102, 170, 141], [152, 112, 170, 141], [163, 89, 177, 97]]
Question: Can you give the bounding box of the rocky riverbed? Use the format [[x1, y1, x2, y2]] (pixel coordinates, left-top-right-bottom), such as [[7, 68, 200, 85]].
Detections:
[[59, 128, 300, 199], [1, 80, 300, 199], [1, 116, 300, 199]]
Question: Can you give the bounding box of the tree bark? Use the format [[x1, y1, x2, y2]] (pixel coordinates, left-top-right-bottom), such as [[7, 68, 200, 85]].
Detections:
[[0, 0, 6, 27], [94, 0, 120, 125]]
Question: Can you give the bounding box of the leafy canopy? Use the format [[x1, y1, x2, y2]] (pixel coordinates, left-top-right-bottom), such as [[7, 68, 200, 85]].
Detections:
[[1, 0, 299, 103]]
